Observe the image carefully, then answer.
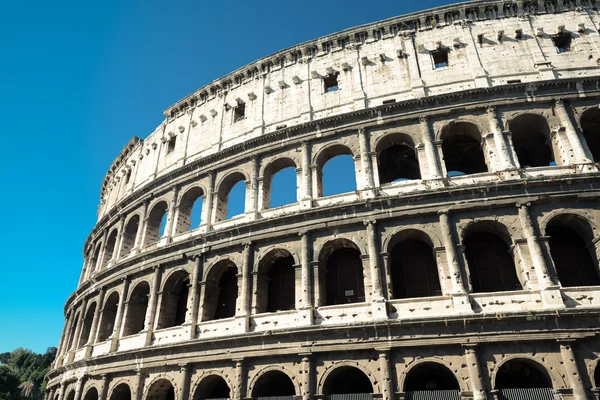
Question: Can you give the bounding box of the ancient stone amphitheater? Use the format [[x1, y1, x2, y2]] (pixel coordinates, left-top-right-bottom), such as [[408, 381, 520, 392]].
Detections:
[[47, 1, 600, 399]]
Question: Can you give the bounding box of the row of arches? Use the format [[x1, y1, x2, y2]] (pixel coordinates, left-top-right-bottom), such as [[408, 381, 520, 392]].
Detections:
[[64, 212, 600, 355], [64, 358, 576, 400]]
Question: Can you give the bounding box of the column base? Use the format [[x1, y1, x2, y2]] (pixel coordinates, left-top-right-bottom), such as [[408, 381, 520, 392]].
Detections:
[[452, 293, 474, 314], [540, 286, 566, 310], [299, 199, 312, 210], [371, 298, 388, 320], [297, 307, 314, 326], [234, 315, 250, 333]]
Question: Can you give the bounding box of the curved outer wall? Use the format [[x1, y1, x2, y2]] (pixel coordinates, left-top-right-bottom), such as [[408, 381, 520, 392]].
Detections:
[[49, 1, 600, 400]]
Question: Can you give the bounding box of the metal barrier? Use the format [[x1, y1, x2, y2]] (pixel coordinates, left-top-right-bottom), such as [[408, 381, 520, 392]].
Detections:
[[498, 388, 559, 400], [326, 394, 373, 400], [405, 390, 461, 400], [255, 397, 296, 400]]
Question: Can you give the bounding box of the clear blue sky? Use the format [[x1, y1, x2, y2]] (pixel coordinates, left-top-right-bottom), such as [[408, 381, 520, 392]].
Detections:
[[0, 0, 454, 353]]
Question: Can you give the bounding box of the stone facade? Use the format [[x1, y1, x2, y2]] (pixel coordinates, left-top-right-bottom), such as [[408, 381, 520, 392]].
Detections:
[[48, 1, 600, 400]]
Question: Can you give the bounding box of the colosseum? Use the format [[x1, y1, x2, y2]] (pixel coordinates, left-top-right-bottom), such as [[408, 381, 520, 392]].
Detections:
[[47, 1, 600, 399]]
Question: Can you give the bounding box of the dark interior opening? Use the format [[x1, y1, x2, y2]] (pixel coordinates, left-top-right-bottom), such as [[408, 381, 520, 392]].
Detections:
[[442, 135, 487, 175], [109, 384, 131, 400], [252, 371, 296, 397], [147, 380, 175, 400], [214, 269, 238, 320], [83, 388, 98, 400], [404, 362, 460, 391], [431, 49, 449, 68], [391, 239, 441, 298], [233, 103, 246, 122], [378, 144, 421, 183], [98, 292, 119, 342], [266, 256, 296, 312], [325, 248, 365, 305], [123, 282, 149, 336], [167, 136, 176, 153], [323, 367, 373, 395], [551, 32, 572, 53], [580, 107, 600, 162], [158, 273, 190, 329], [495, 359, 552, 389], [194, 375, 231, 400], [324, 73, 339, 92], [548, 225, 600, 287]]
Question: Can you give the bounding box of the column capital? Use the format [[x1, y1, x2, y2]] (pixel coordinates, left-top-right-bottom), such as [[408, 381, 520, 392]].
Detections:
[[553, 98, 566, 108], [419, 115, 428, 123], [437, 210, 449, 216], [363, 219, 377, 226], [515, 201, 532, 209], [486, 105, 497, 115]]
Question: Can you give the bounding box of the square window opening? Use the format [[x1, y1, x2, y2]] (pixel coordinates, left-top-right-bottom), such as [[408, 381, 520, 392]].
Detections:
[[552, 32, 572, 53], [324, 73, 339, 93], [431, 49, 449, 69], [234, 103, 246, 123], [167, 136, 176, 154]]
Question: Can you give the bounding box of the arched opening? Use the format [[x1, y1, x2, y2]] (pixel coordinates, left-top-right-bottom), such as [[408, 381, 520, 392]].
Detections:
[[464, 224, 522, 293], [157, 271, 190, 329], [144, 201, 168, 246], [263, 158, 298, 208], [65, 312, 80, 351], [65, 390, 76, 400], [495, 359, 552, 390], [509, 114, 554, 168], [77, 302, 96, 348], [256, 250, 296, 313], [323, 366, 373, 395], [97, 292, 119, 342], [121, 215, 139, 256], [109, 383, 131, 400], [376, 133, 420, 183], [321, 240, 365, 306], [441, 122, 487, 176], [252, 371, 296, 398], [594, 362, 600, 390], [122, 281, 150, 336], [193, 375, 231, 400], [92, 245, 102, 273], [317, 145, 356, 197], [146, 379, 175, 400], [390, 232, 441, 299], [404, 362, 460, 398], [82, 388, 98, 400], [216, 172, 247, 221], [177, 187, 204, 233], [203, 261, 239, 321], [103, 230, 118, 265], [580, 107, 600, 162], [547, 215, 600, 287]]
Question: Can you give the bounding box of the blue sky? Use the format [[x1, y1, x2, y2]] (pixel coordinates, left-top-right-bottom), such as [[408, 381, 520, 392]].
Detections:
[[0, 0, 454, 353]]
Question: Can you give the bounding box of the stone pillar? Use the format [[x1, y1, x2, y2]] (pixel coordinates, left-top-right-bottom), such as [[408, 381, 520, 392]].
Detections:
[[516, 203, 553, 289], [403, 34, 426, 97], [234, 359, 246, 400], [420, 116, 443, 179], [358, 127, 375, 191], [300, 231, 313, 310], [381, 253, 393, 299], [85, 288, 105, 357], [189, 255, 203, 340], [110, 277, 130, 352], [73, 377, 84, 400], [301, 141, 313, 206], [247, 157, 260, 218], [554, 99, 593, 165], [236, 243, 252, 332], [301, 354, 312, 400], [164, 186, 180, 241], [98, 375, 109, 400], [438, 211, 471, 313], [70, 300, 88, 358], [558, 340, 588, 400], [133, 369, 145, 400], [178, 364, 191, 400], [366, 220, 387, 319], [204, 171, 216, 231], [135, 199, 150, 252], [55, 311, 72, 362], [378, 350, 394, 400], [486, 106, 514, 170], [58, 382, 66, 400], [96, 229, 109, 272], [145, 266, 163, 345], [463, 345, 486, 400], [114, 214, 127, 261]]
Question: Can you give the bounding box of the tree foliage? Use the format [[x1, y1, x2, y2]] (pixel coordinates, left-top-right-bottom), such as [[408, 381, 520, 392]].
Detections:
[[0, 348, 56, 400]]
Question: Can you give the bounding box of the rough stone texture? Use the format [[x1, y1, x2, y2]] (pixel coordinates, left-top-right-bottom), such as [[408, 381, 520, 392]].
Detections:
[[48, 1, 600, 400]]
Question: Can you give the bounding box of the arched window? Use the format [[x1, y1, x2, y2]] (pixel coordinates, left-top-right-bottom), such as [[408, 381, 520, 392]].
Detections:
[[103, 230, 118, 265], [203, 261, 239, 321], [464, 227, 522, 293], [321, 240, 365, 306], [262, 158, 298, 209], [144, 201, 168, 246], [77, 302, 96, 348], [495, 359, 552, 399], [65, 390, 76, 400], [256, 250, 296, 313], [441, 122, 488, 176], [252, 371, 296, 398], [322, 366, 373, 395], [92, 245, 102, 273], [122, 282, 150, 336], [146, 379, 175, 400], [65, 311, 81, 351], [109, 383, 131, 400], [176, 187, 204, 233], [157, 271, 190, 329], [580, 107, 600, 162], [317, 145, 356, 197], [594, 362, 600, 391], [547, 215, 600, 287], [376, 133, 420, 183], [390, 232, 441, 299], [97, 292, 120, 342], [509, 114, 554, 168], [193, 375, 230, 400], [121, 215, 139, 256], [404, 362, 460, 397], [216, 172, 247, 221], [82, 388, 98, 400]]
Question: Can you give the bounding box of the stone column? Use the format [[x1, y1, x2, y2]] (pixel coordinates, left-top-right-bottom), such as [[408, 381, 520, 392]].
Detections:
[[135, 199, 150, 252], [420, 116, 443, 179], [96, 229, 109, 272], [73, 377, 84, 400], [203, 171, 215, 231], [55, 311, 72, 362], [487, 106, 514, 170], [85, 287, 106, 357], [301, 141, 313, 206], [234, 359, 246, 400], [70, 300, 88, 359], [58, 382, 66, 400], [366, 220, 387, 319], [438, 211, 471, 313], [381, 253, 393, 299], [301, 354, 312, 400], [236, 243, 252, 332], [145, 266, 163, 345], [300, 231, 313, 309], [189, 255, 203, 340], [178, 365, 191, 400], [246, 157, 260, 218], [98, 375, 109, 400], [358, 127, 375, 190], [554, 99, 593, 164], [133, 369, 145, 400], [463, 345, 486, 400], [558, 340, 588, 400], [114, 214, 127, 261], [403, 33, 426, 97], [164, 186, 179, 241], [110, 277, 130, 352], [378, 350, 394, 400]]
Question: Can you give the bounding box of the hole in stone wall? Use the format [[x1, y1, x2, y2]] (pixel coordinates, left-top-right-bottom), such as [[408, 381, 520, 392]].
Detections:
[[552, 32, 572, 53], [233, 103, 246, 122], [146, 379, 175, 400], [167, 136, 176, 154], [145, 201, 168, 245], [77, 302, 96, 348], [441, 122, 487, 175], [177, 187, 204, 233], [404, 362, 459, 391], [320, 153, 356, 197], [495, 359, 552, 389], [431, 48, 449, 69], [83, 388, 98, 400], [325, 247, 365, 305], [157, 271, 190, 329], [123, 281, 150, 336], [391, 239, 441, 299], [213, 268, 238, 320], [378, 142, 421, 184], [323, 366, 373, 395], [98, 292, 120, 342], [580, 107, 600, 162], [509, 114, 554, 167], [109, 384, 131, 400], [226, 181, 246, 219], [193, 375, 231, 400], [252, 371, 296, 397], [324, 72, 339, 93], [121, 215, 139, 255]]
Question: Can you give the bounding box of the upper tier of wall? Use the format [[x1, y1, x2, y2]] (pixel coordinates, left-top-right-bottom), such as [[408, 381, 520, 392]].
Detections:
[[98, 0, 600, 219]]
